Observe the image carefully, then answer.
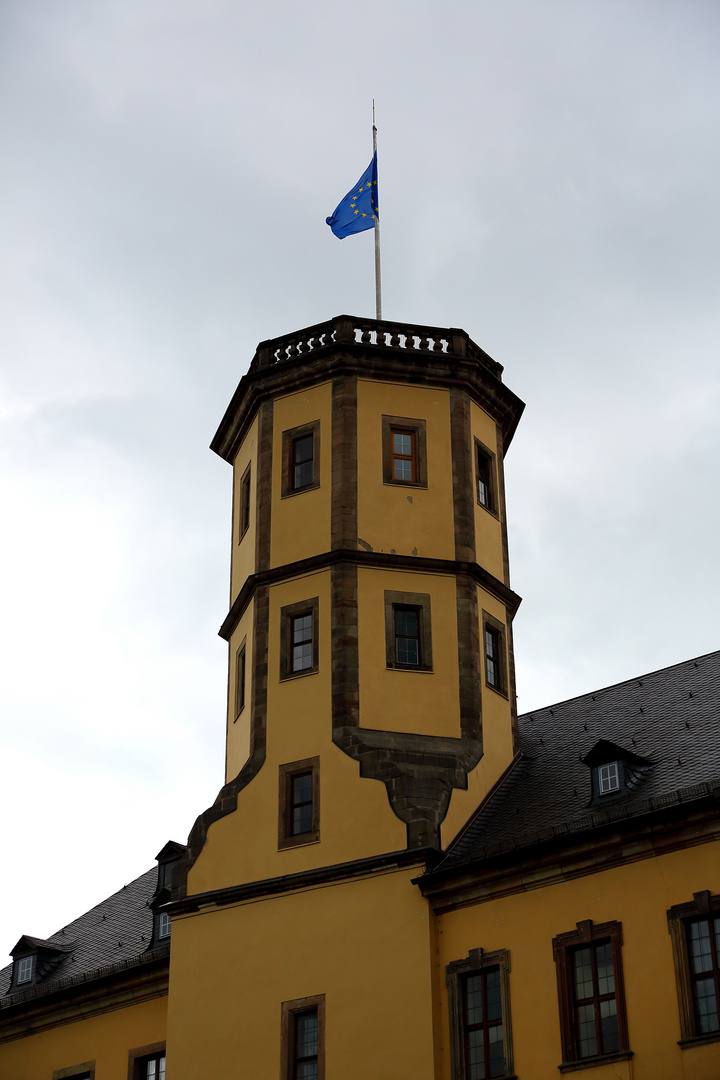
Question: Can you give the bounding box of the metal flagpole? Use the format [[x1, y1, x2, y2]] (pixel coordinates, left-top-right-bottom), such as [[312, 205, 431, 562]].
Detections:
[[372, 100, 382, 321]]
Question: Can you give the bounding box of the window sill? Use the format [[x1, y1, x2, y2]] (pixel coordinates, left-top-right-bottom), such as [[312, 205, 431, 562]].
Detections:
[[383, 480, 428, 490], [280, 668, 318, 682], [678, 1031, 720, 1048], [281, 482, 320, 499], [278, 834, 320, 851], [386, 664, 433, 673], [558, 1051, 632, 1073], [233, 706, 247, 723], [476, 499, 500, 520], [484, 680, 509, 699]]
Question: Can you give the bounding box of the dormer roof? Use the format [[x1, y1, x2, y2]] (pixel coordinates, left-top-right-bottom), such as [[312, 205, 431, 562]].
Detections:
[[426, 648, 720, 877]]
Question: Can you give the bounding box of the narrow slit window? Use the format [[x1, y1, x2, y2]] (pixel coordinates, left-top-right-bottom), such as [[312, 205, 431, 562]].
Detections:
[[294, 1009, 318, 1080], [279, 758, 320, 849], [485, 627, 499, 687], [292, 434, 315, 491], [282, 995, 325, 1080], [475, 440, 497, 513], [292, 613, 314, 672], [391, 428, 416, 483], [394, 605, 421, 667], [290, 771, 314, 836], [239, 462, 251, 539], [281, 598, 318, 680], [235, 640, 247, 717]]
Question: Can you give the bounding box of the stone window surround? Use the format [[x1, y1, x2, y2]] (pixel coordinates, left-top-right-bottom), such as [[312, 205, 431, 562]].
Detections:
[[281, 420, 321, 498], [552, 920, 631, 1073], [280, 994, 326, 1080], [446, 947, 515, 1080], [381, 414, 428, 488], [278, 756, 320, 850], [279, 597, 320, 681], [667, 889, 720, 1048], [384, 590, 433, 672]]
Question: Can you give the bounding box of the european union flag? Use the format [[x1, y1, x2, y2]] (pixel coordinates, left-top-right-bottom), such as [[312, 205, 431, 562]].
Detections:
[[326, 153, 378, 239]]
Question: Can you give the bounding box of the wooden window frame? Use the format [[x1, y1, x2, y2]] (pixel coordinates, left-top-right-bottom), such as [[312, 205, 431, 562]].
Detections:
[[553, 920, 631, 1072], [475, 437, 499, 516], [482, 612, 508, 697], [281, 995, 325, 1080], [278, 757, 320, 849], [53, 1064, 96, 1080], [668, 890, 720, 1047], [127, 1043, 166, 1080], [234, 637, 247, 718], [280, 598, 319, 680], [446, 947, 514, 1080], [381, 414, 427, 487], [238, 461, 252, 541], [281, 421, 321, 498], [15, 955, 34, 985], [384, 590, 433, 672]]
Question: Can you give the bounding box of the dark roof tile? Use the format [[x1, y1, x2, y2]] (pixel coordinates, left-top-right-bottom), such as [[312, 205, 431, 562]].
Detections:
[[434, 649, 720, 874], [1, 867, 158, 1003]]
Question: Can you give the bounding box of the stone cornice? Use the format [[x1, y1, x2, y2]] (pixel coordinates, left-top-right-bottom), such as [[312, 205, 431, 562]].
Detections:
[[218, 548, 522, 642], [416, 794, 720, 914], [211, 316, 525, 464], [167, 847, 437, 916]]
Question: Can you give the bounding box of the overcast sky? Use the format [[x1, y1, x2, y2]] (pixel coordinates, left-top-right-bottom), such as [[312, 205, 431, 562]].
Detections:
[[2, 0, 719, 954]]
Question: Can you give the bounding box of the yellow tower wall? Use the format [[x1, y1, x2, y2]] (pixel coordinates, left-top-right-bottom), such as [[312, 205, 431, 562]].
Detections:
[[470, 399, 506, 583], [225, 595, 255, 782], [167, 865, 434, 1080], [230, 412, 259, 602], [270, 382, 333, 569], [441, 584, 516, 846], [188, 568, 407, 898], [356, 379, 456, 560], [357, 566, 461, 738]]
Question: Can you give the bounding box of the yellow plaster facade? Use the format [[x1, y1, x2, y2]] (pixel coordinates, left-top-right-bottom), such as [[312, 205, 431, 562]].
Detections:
[[0, 996, 166, 1080], [356, 378, 456, 559]]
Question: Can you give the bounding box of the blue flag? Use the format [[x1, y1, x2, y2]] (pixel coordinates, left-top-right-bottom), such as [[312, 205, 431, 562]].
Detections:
[[326, 154, 379, 239]]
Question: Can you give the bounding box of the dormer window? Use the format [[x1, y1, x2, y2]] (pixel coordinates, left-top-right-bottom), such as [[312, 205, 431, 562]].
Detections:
[[581, 738, 653, 806], [149, 840, 184, 951], [9, 935, 73, 991], [598, 761, 620, 795], [16, 955, 34, 984]]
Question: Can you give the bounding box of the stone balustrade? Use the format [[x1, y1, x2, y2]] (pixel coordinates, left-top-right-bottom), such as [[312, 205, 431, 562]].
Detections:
[[250, 315, 503, 378]]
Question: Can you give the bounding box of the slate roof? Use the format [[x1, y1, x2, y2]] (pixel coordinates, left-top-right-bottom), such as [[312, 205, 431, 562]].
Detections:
[[432, 648, 720, 874], [0, 866, 160, 1005]]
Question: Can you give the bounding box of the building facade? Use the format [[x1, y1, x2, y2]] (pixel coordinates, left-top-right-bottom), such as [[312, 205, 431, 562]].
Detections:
[[2, 315, 719, 1079]]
